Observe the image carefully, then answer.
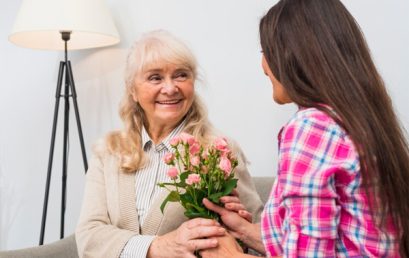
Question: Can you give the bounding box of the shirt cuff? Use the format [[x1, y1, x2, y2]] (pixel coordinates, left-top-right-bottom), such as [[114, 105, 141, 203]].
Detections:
[[120, 235, 156, 258]]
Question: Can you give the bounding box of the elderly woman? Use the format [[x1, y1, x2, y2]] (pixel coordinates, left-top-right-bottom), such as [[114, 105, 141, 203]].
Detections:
[[75, 30, 263, 258]]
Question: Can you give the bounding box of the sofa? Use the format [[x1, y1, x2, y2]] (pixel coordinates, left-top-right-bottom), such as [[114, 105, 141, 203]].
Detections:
[[0, 177, 274, 258]]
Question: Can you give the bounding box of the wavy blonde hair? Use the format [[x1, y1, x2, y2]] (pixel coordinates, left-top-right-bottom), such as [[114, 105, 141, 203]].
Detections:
[[106, 30, 216, 173]]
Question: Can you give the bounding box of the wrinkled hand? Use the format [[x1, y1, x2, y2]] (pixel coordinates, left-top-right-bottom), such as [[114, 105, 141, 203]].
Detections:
[[200, 233, 243, 258], [147, 218, 226, 258], [203, 198, 251, 240]]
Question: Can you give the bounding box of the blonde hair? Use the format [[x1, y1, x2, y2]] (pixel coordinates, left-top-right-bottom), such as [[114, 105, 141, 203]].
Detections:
[[106, 30, 216, 172]]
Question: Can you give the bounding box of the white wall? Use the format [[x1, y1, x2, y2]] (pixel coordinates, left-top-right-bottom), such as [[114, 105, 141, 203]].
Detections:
[[1, 0, 408, 250]]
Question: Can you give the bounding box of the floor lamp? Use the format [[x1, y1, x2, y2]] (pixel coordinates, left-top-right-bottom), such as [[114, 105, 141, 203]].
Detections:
[[9, 0, 120, 245]]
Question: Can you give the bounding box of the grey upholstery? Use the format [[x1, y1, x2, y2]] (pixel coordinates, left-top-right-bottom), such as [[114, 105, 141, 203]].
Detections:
[[0, 176, 274, 258], [0, 234, 78, 258], [252, 177, 274, 204]]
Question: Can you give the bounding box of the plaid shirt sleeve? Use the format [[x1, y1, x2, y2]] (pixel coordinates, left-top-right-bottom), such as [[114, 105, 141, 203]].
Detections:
[[268, 110, 348, 257]]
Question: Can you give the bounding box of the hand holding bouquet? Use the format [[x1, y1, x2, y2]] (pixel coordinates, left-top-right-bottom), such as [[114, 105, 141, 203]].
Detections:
[[158, 133, 238, 221]]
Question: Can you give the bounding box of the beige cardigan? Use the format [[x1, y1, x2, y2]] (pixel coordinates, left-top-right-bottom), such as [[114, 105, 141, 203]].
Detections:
[[75, 141, 263, 258]]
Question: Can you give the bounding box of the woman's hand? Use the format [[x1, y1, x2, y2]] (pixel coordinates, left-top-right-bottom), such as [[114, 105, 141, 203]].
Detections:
[[200, 233, 244, 258], [219, 189, 253, 222], [203, 198, 251, 239], [203, 198, 266, 254], [147, 218, 226, 258]]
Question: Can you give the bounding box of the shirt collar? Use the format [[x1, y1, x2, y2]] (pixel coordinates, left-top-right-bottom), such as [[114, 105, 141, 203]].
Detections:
[[141, 126, 152, 151], [141, 119, 187, 152]]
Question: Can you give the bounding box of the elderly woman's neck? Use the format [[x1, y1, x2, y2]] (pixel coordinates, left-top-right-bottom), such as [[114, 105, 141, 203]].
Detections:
[[146, 124, 176, 145]]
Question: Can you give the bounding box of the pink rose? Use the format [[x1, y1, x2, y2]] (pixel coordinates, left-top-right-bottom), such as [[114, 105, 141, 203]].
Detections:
[[214, 137, 229, 153], [186, 174, 201, 185], [166, 167, 179, 179], [219, 156, 232, 175], [191, 156, 200, 166], [189, 142, 200, 156], [163, 152, 175, 165], [170, 136, 181, 147], [180, 132, 196, 145]]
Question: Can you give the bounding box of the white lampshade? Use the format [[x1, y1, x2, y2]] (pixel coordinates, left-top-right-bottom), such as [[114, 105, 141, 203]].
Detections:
[[9, 0, 120, 50]]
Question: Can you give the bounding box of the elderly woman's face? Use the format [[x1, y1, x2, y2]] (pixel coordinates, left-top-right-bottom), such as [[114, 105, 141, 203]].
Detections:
[[132, 63, 195, 129]]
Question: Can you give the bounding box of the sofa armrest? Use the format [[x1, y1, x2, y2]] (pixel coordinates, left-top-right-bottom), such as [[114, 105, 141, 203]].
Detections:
[[252, 176, 274, 205], [0, 234, 78, 258]]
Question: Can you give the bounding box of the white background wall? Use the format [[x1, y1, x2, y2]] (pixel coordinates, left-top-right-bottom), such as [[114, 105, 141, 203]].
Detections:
[[1, 0, 408, 250]]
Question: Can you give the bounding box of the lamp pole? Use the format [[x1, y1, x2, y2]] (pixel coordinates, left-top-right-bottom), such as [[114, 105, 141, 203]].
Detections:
[[39, 31, 88, 245]]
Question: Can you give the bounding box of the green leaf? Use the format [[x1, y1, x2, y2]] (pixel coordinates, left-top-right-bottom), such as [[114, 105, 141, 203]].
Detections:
[[157, 182, 176, 187], [184, 210, 213, 219], [160, 191, 180, 213], [185, 202, 205, 212], [175, 182, 187, 188], [222, 178, 238, 196], [180, 193, 194, 206], [206, 179, 238, 204], [208, 192, 224, 203], [195, 189, 206, 202], [179, 171, 190, 182], [157, 181, 187, 188]]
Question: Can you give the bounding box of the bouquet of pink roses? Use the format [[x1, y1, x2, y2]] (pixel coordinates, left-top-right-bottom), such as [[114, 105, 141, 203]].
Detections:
[[158, 132, 238, 221]]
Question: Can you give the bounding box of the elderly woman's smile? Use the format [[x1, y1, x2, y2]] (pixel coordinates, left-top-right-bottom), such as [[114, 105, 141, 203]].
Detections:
[[132, 63, 195, 132], [156, 98, 183, 105]]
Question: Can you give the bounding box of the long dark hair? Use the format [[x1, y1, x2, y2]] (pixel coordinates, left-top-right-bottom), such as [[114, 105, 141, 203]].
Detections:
[[259, 0, 409, 256]]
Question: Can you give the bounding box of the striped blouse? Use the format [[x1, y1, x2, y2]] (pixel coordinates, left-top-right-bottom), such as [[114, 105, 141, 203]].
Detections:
[[120, 121, 185, 257], [261, 107, 399, 257]]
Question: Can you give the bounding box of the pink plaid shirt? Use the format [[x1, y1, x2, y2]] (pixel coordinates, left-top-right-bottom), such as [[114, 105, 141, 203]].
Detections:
[[261, 107, 399, 257]]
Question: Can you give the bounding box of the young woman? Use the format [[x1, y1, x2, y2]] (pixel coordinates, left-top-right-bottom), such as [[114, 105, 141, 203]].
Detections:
[[201, 0, 409, 257]]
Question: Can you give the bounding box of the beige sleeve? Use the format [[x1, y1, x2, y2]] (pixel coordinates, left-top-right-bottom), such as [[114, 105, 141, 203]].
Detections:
[[75, 152, 137, 258], [230, 140, 264, 223]]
